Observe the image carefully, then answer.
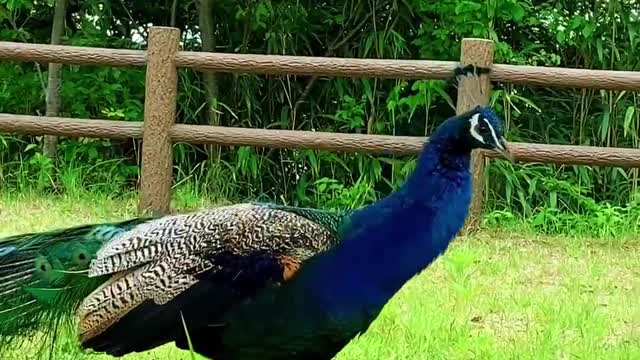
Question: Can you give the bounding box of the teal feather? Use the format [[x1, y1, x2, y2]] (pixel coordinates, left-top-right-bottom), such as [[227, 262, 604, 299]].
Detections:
[[0, 218, 153, 351]]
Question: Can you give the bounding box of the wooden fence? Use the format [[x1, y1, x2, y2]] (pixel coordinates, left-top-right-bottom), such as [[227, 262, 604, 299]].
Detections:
[[1, 26, 640, 229]]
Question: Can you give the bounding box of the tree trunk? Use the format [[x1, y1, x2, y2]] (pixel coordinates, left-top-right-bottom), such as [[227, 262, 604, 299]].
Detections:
[[44, 0, 67, 159], [170, 0, 178, 27], [198, 0, 220, 160]]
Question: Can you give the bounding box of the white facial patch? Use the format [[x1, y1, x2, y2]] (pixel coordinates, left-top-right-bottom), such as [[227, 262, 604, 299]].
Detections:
[[482, 118, 504, 150], [468, 114, 505, 150], [468, 113, 485, 143]]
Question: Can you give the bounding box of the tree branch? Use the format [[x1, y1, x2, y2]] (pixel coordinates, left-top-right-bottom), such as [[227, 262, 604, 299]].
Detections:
[[44, 0, 68, 159], [170, 0, 178, 27]]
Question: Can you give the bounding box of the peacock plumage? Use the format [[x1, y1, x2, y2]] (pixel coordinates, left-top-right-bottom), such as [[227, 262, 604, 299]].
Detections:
[[0, 203, 349, 355], [0, 65, 510, 360]]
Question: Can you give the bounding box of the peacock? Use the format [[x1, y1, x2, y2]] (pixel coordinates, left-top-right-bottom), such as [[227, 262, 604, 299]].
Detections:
[[0, 64, 511, 360]]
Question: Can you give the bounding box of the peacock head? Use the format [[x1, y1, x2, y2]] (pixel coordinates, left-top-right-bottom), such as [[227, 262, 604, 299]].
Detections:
[[459, 104, 511, 159]]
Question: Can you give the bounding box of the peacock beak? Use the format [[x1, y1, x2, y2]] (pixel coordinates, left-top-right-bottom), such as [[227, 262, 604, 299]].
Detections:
[[495, 137, 513, 161]]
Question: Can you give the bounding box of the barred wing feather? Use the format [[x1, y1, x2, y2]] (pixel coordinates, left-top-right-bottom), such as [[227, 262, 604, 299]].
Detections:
[[77, 203, 342, 349]]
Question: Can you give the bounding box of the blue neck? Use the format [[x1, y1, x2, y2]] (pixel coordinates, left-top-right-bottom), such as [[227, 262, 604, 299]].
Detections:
[[308, 118, 474, 313]]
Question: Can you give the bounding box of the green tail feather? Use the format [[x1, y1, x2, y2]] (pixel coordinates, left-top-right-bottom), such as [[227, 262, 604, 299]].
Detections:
[[0, 217, 155, 355]]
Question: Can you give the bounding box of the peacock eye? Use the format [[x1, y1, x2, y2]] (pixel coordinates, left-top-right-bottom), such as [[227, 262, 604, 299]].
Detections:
[[34, 257, 52, 274], [73, 248, 91, 267]]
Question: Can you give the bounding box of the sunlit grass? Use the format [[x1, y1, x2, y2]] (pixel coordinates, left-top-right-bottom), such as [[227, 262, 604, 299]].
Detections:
[[1, 193, 638, 359]]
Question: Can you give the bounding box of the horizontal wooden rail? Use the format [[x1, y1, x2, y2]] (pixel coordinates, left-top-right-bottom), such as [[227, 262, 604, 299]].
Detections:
[[491, 64, 640, 91], [484, 142, 640, 167], [170, 124, 424, 154], [0, 42, 147, 67], [175, 52, 456, 79], [174, 125, 640, 167], [2, 113, 640, 168], [0, 113, 143, 139], [2, 42, 640, 90]]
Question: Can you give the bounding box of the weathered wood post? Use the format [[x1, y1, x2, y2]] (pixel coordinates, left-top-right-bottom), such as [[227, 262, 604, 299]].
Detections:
[[457, 38, 494, 232], [139, 26, 180, 216]]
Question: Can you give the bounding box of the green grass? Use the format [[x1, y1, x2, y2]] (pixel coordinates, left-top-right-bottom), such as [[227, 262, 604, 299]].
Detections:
[[1, 193, 638, 359]]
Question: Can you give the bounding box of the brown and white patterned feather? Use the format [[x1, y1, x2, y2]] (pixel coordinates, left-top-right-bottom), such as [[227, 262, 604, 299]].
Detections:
[[76, 203, 340, 342]]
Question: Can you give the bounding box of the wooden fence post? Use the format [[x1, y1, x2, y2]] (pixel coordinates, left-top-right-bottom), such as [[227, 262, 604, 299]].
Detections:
[[457, 38, 495, 232], [139, 26, 180, 216]]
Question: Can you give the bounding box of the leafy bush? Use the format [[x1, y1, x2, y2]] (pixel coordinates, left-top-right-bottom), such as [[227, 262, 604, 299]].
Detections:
[[1, 0, 639, 237]]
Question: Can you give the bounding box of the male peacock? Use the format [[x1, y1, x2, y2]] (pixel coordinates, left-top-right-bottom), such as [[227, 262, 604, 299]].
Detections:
[[0, 64, 510, 360]]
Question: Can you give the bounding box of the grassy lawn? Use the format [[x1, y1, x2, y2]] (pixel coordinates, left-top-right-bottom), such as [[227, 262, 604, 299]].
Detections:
[[0, 193, 638, 359]]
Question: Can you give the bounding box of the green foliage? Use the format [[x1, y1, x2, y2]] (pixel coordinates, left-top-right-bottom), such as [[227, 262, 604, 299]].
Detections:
[[1, 0, 639, 236]]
